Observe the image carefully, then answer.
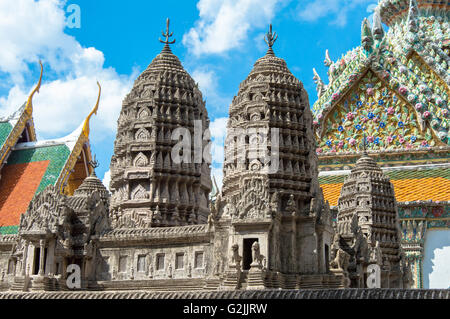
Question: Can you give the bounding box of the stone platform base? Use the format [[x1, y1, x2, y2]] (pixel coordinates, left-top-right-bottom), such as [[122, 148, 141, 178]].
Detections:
[[0, 289, 448, 299]]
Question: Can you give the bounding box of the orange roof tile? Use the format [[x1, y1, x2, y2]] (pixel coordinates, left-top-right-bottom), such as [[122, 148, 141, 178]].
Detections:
[[0, 161, 49, 227], [391, 177, 450, 202], [320, 177, 450, 207], [321, 183, 343, 207]]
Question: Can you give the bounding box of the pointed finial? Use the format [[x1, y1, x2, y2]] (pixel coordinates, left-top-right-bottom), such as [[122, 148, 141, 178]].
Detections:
[[407, 0, 419, 33], [361, 18, 374, 54], [362, 133, 368, 155], [372, 7, 384, 41], [88, 154, 99, 176], [82, 82, 101, 138], [159, 18, 176, 51], [25, 60, 43, 116], [264, 24, 278, 56], [324, 49, 332, 67]]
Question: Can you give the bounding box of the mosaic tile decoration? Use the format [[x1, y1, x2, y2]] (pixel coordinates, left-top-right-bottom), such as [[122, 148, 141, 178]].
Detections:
[[0, 122, 13, 149], [317, 70, 437, 154]]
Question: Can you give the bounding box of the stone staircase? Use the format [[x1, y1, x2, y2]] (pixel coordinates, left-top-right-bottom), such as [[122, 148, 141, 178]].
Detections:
[[9, 276, 28, 291]]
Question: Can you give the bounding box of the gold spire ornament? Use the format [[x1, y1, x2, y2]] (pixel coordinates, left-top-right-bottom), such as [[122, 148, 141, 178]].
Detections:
[[82, 81, 101, 138], [25, 60, 43, 116]]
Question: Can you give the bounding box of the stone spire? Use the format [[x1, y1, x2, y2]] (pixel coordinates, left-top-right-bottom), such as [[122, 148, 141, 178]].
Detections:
[[109, 19, 211, 228], [217, 26, 333, 279], [336, 152, 404, 286], [222, 24, 320, 220], [74, 156, 110, 207]]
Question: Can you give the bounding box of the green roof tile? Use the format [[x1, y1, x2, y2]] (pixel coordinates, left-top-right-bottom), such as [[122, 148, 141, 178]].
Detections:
[[7, 144, 71, 194], [0, 122, 13, 149], [0, 225, 18, 235]]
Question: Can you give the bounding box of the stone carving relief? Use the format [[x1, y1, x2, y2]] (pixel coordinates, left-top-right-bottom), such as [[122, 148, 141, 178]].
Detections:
[[115, 211, 149, 229], [330, 234, 350, 272], [131, 184, 148, 200], [135, 128, 150, 141], [230, 244, 242, 268], [137, 107, 151, 119], [20, 185, 72, 235], [133, 152, 148, 167], [236, 178, 271, 220]]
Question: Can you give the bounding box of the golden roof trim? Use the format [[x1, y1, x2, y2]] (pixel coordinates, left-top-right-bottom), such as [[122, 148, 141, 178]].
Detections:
[[25, 61, 43, 116]]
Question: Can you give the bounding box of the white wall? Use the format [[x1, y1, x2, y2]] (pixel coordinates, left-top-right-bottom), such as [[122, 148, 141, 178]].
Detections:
[[423, 229, 450, 289]]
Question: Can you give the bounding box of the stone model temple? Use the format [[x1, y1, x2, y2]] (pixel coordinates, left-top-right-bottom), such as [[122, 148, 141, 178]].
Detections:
[[0, 0, 448, 297], [312, 0, 449, 288]]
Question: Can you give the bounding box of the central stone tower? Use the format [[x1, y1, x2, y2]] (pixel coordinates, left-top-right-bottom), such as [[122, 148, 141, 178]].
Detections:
[[222, 25, 318, 213], [213, 26, 335, 289], [109, 19, 212, 228]]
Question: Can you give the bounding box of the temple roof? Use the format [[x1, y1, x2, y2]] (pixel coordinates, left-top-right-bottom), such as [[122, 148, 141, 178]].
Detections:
[[0, 82, 101, 235], [312, 0, 449, 157], [379, 0, 450, 26]]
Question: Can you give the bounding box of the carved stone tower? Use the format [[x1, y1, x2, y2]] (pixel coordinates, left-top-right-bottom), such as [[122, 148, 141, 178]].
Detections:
[[109, 19, 212, 228], [214, 26, 334, 289], [336, 151, 408, 287], [222, 25, 318, 215]]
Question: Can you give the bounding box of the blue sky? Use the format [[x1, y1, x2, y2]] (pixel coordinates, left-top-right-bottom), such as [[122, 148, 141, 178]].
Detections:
[[0, 0, 380, 187]]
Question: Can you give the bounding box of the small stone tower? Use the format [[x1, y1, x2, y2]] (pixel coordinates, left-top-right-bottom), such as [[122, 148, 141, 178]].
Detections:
[[336, 151, 410, 288], [109, 19, 212, 228]]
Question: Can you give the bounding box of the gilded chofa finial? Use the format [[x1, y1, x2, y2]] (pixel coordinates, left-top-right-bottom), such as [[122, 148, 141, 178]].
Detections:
[[25, 60, 43, 116], [82, 82, 101, 138], [264, 24, 278, 56], [159, 18, 176, 47]]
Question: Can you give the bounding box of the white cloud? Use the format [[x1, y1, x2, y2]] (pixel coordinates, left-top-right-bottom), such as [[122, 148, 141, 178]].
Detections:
[[191, 68, 230, 111], [192, 69, 216, 95], [102, 170, 111, 190], [0, 0, 136, 144], [297, 0, 376, 27], [0, 0, 69, 83], [209, 117, 228, 165], [183, 0, 285, 55]]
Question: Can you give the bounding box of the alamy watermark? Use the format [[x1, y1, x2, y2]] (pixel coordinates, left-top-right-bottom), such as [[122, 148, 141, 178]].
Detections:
[[171, 121, 279, 174], [66, 4, 81, 29], [66, 264, 81, 289]]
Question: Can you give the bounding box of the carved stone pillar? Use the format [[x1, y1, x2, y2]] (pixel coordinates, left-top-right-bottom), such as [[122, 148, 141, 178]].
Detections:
[[400, 219, 426, 288], [291, 220, 297, 273], [38, 240, 45, 276], [21, 241, 29, 276]]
